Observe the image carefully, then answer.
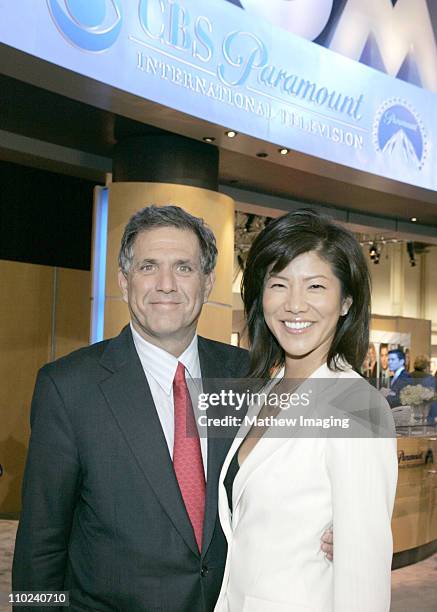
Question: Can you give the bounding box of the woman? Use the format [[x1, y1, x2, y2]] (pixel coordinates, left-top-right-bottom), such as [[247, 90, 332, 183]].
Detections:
[[363, 342, 378, 384], [215, 210, 398, 612]]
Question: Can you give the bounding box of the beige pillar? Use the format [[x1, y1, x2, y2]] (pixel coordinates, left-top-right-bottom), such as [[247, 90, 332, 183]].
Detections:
[[390, 242, 405, 316], [103, 182, 234, 344]]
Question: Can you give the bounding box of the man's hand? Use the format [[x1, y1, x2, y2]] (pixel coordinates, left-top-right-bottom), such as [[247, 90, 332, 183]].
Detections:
[[320, 528, 333, 561]]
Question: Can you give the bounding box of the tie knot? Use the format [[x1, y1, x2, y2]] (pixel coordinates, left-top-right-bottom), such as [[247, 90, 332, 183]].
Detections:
[[174, 361, 186, 385]]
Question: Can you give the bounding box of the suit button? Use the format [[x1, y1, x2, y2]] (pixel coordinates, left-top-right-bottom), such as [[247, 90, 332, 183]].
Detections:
[[200, 566, 209, 577]]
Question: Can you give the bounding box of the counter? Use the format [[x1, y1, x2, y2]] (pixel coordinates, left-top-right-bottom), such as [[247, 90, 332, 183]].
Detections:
[[392, 435, 437, 568]]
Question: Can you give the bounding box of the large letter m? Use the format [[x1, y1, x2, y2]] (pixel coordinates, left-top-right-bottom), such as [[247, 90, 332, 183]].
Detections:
[[329, 0, 437, 92]]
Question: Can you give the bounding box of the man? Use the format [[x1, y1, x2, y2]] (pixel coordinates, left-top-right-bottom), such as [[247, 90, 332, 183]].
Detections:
[[13, 205, 333, 611], [378, 343, 390, 389], [384, 349, 412, 408], [363, 342, 377, 387]]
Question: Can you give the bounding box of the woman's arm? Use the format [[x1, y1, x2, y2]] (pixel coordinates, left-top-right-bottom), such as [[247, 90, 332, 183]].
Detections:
[[326, 435, 398, 611]]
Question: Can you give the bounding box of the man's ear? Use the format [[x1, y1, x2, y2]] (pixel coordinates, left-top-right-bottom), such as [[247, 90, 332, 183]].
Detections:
[[118, 269, 129, 304], [203, 270, 215, 303], [341, 296, 353, 316]]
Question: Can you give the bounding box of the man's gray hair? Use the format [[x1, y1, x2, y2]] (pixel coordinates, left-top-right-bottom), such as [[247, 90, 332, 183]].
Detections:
[[118, 205, 218, 275]]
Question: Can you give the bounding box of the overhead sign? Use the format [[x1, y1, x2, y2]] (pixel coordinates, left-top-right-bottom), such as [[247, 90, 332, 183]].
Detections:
[[231, 0, 437, 93], [47, 0, 123, 51], [327, 0, 437, 93], [237, 0, 335, 42], [1, 0, 436, 191]]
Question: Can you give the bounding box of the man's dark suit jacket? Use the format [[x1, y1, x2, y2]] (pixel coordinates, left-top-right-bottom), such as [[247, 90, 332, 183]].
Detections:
[[12, 326, 249, 612], [387, 369, 412, 408]]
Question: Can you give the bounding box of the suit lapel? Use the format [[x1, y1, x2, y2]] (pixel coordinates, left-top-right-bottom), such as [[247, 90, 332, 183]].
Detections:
[[99, 327, 199, 557], [198, 338, 235, 557]]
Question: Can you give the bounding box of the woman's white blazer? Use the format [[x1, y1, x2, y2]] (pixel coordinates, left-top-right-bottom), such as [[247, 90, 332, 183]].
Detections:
[[214, 363, 398, 612]]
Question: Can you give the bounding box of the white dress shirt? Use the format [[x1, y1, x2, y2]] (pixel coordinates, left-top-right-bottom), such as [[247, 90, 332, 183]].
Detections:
[[391, 366, 405, 386], [130, 323, 207, 477]]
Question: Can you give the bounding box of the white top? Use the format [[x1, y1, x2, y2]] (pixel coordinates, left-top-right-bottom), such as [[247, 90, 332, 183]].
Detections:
[[130, 323, 207, 476]]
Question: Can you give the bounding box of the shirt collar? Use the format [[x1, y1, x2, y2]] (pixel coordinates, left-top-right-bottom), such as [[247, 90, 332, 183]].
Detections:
[[130, 323, 200, 395], [393, 366, 405, 381]]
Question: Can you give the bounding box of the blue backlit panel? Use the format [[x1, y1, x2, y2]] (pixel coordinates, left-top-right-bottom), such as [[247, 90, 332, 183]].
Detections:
[[90, 186, 108, 344], [1, 0, 436, 191]]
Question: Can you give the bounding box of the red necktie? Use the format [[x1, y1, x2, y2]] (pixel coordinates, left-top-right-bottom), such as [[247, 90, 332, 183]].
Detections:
[[173, 361, 206, 551]]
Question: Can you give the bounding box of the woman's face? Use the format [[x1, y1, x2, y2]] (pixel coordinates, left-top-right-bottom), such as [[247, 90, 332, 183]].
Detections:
[[262, 251, 352, 373]]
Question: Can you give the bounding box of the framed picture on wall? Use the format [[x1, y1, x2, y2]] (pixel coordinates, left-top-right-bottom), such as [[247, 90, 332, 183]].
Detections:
[[363, 331, 412, 389]]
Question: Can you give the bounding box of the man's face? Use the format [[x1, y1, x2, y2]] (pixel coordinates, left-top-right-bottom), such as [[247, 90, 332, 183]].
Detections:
[[118, 227, 214, 354], [388, 353, 404, 373], [368, 345, 376, 364], [380, 346, 388, 370]]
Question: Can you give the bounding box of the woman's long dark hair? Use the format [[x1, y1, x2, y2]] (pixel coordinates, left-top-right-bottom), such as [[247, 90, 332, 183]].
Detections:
[[241, 209, 371, 378]]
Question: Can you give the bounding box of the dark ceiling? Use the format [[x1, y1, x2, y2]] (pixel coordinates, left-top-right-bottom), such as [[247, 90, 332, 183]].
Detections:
[[219, 150, 437, 226], [1, 73, 437, 228]]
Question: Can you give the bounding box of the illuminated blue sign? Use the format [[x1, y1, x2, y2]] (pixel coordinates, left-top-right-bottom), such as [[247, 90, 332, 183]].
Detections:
[[1, 0, 436, 191], [227, 0, 437, 94], [47, 0, 123, 51], [374, 100, 427, 171]]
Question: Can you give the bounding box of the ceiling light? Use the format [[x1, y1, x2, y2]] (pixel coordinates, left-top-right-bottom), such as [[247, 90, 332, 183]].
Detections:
[[225, 130, 237, 138], [279, 148, 289, 155], [203, 137, 215, 143]]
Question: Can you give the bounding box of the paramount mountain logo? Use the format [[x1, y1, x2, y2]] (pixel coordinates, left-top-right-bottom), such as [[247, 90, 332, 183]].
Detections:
[[47, 0, 123, 52], [373, 99, 427, 170]]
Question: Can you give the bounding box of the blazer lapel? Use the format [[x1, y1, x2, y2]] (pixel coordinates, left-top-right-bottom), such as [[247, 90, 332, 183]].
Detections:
[[230, 366, 342, 516], [231, 401, 292, 516], [99, 327, 199, 557], [215, 398, 287, 539], [216, 415, 248, 541]]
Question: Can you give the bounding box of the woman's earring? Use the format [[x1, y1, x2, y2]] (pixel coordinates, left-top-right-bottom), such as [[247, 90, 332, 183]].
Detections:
[[341, 298, 352, 316]]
